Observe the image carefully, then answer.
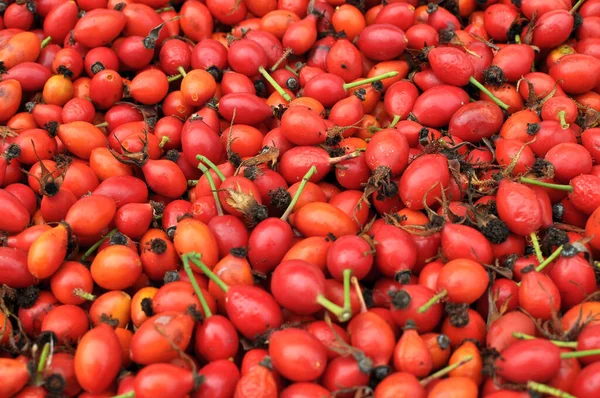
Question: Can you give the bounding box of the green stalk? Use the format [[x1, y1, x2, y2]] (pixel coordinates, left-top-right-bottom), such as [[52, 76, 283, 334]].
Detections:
[[285, 65, 299, 76], [182, 254, 213, 318], [557, 111, 570, 129], [95, 121, 108, 128], [109, 392, 135, 398], [388, 114, 401, 128], [535, 245, 563, 273], [281, 166, 317, 221], [520, 177, 573, 192], [343, 71, 399, 90], [527, 382, 575, 398], [40, 36, 52, 48], [530, 232, 544, 263], [159, 136, 170, 148], [81, 228, 118, 261], [196, 155, 226, 182], [258, 66, 292, 102], [35, 343, 51, 384], [571, 0, 587, 14], [316, 295, 352, 322], [73, 288, 96, 301], [420, 355, 473, 386], [512, 332, 577, 348], [177, 66, 187, 77], [167, 74, 182, 83], [469, 76, 510, 110], [197, 163, 223, 216], [417, 290, 447, 314], [561, 348, 600, 359], [188, 252, 229, 293], [342, 269, 352, 312]]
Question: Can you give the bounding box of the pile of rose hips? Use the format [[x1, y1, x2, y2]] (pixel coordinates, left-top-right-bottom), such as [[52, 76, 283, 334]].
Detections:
[[3, 0, 600, 396]]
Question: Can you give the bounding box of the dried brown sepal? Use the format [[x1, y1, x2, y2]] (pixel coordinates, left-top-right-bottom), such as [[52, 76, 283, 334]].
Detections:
[[236, 146, 280, 175], [221, 187, 268, 228]]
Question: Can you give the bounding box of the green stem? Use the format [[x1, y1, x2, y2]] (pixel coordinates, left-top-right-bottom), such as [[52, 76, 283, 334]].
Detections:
[[182, 254, 213, 318], [258, 66, 292, 102], [420, 355, 473, 386], [196, 155, 226, 182], [188, 253, 229, 293], [535, 245, 563, 272], [469, 76, 510, 110], [110, 392, 135, 398], [527, 382, 575, 398], [188, 179, 198, 186], [281, 166, 317, 221], [342, 269, 352, 312], [417, 290, 447, 314], [571, 0, 587, 14], [343, 71, 399, 90], [34, 343, 51, 384], [40, 36, 52, 48], [388, 114, 401, 128], [167, 74, 182, 83], [519, 177, 573, 192], [316, 295, 352, 323], [159, 136, 170, 148], [81, 228, 118, 261], [557, 111, 570, 129], [37, 343, 50, 374], [155, 6, 174, 13], [270, 48, 293, 72], [73, 288, 96, 301], [561, 348, 600, 359], [514, 35, 521, 44], [177, 66, 187, 77], [530, 232, 544, 263], [95, 121, 108, 128], [285, 64, 299, 76], [512, 332, 577, 348], [197, 163, 223, 216]]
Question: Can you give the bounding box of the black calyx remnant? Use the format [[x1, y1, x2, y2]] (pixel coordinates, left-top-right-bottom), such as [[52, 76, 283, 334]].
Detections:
[[16, 286, 40, 309], [526, 123, 540, 136], [561, 243, 579, 258], [540, 227, 569, 257], [141, 297, 154, 317], [43, 121, 59, 136], [230, 247, 248, 258], [286, 77, 299, 91], [56, 65, 74, 79], [390, 290, 411, 310], [552, 203, 565, 222], [268, 187, 291, 211], [445, 303, 470, 328], [206, 66, 223, 83], [44, 374, 66, 395], [91, 61, 105, 75], [109, 232, 129, 246], [163, 270, 180, 284], [395, 270, 411, 285], [254, 79, 267, 98], [480, 218, 510, 244], [150, 238, 167, 254], [573, 13, 584, 32], [482, 66, 507, 88]]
